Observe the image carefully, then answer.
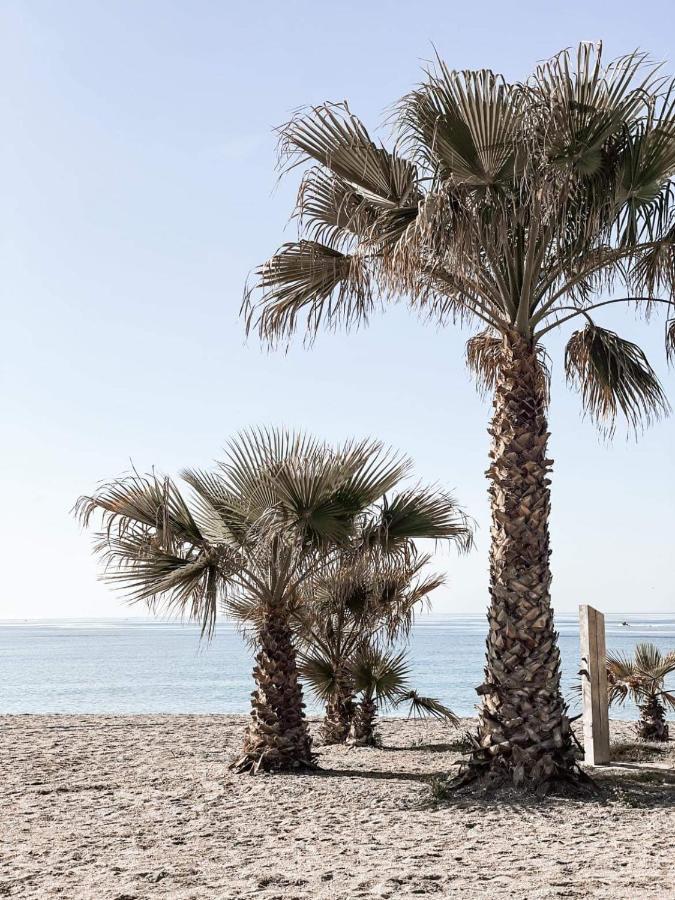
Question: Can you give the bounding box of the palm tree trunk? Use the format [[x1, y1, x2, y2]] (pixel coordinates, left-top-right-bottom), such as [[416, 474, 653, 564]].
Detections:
[[637, 698, 669, 741], [320, 674, 356, 744], [233, 606, 315, 773], [347, 695, 378, 746], [469, 333, 578, 790]]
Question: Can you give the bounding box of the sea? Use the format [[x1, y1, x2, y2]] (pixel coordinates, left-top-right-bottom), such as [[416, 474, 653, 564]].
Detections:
[[1, 615, 674, 720]]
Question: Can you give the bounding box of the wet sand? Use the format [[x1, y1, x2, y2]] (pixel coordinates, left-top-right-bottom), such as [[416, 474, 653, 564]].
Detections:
[[1, 715, 674, 899]]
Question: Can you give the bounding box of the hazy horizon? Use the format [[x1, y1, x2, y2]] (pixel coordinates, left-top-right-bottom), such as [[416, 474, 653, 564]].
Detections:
[[2, 1, 674, 619]]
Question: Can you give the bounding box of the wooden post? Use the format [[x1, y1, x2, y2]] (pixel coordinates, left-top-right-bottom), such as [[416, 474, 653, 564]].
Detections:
[[579, 604, 610, 766]]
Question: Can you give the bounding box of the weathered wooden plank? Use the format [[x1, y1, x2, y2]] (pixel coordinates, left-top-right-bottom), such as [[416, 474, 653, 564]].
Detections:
[[579, 604, 610, 766], [594, 607, 610, 761]]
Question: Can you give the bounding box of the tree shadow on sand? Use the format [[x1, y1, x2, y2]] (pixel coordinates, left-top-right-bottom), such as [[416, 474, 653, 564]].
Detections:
[[382, 740, 472, 754], [308, 758, 675, 810], [310, 766, 447, 784]]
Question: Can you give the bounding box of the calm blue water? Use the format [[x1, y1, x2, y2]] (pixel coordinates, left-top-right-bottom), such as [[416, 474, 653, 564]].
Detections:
[[1, 615, 674, 719]]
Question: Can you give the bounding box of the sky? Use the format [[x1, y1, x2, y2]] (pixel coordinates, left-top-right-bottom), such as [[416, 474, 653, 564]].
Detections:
[[1, 0, 674, 619]]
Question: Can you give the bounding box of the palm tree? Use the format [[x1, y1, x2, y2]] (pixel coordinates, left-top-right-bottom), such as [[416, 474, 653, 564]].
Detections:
[[607, 643, 675, 741], [244, 44, 675, 789], [76, 428, 470, 773], [345, 645, 458, 747], [295, 553, 449, 743]]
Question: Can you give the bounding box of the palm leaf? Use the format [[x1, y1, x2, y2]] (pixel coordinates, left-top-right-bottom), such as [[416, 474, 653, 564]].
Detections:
[[295, 167, 376, 248], [466, 329, 553, 402], [606, 643, 675, 708], [666, 318, 675, 364], [660, 690, 675, 711], [565, 323, 670, 433], [365, 488, 473, 553], [243, 240, 375, 345], [280, 101, 418, 206], [351, 646, 410, 703], [399, 63, 520, 185], [74, 471, 206, 550], [530, 44, 660, 175], [298, 651, 339, 701], [180, 467, 252, 546], [393, 690, 459, 724], [96, 533, 223, 637]]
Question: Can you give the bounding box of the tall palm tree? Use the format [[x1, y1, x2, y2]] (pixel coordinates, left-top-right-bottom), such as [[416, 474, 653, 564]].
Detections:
[[76, 428, 470, 774], [295, 553, 448, 743], [244, 44, 675, 789], [607, 643, 675, 741]]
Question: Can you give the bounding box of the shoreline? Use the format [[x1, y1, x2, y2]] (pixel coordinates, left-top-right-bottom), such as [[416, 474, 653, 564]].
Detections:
[[2, 715, 674, 899]]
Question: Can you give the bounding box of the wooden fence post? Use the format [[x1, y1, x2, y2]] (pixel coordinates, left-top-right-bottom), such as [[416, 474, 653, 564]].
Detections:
[[579, 604, 610, 766]]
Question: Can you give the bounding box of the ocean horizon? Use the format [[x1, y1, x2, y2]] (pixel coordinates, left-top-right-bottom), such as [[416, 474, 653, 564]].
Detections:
[[3, 613, 674, 720]]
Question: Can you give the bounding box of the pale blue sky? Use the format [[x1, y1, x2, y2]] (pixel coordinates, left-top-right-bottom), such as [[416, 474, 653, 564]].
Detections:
[[1, 1, 673, 618]]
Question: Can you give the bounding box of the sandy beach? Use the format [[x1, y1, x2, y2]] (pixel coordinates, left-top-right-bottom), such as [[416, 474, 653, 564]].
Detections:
[[1, 715, 674, 899]]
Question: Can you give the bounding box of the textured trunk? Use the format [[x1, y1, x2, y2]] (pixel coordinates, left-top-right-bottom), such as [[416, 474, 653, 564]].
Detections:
[[637, 698, 669, 742], [320, 674, 356, 744], [347, 695, 378, 747], [469, 334, 577, 790], [233, 607, 314, 774]]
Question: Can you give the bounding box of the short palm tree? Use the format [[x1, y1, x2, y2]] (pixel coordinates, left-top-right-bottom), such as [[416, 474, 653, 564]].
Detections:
[[607, 643, 675, 741], [76, 428, 470, 773], [295, 553, 450, 743], [345, 646, 458, 747], [244, 44, 675, 789]]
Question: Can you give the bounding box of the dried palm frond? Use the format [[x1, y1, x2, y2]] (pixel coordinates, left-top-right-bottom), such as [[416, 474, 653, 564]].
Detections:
[[564, 323, 669, 434], [394, 690, 459, 725], [243, 240, 376, 345], [666, 319, 675, 365], [466, 329, 552, 402], [295, 167, 375, 249]]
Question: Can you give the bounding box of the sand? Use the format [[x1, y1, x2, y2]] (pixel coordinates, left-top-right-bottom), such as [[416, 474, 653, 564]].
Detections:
[[1, 715, 674, 899]]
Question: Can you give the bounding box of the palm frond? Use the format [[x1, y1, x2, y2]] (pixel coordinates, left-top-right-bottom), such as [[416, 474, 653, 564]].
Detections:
[[280, 101, 419, 206], [393, 690, 459, 724], [256, 434, 409, 550], [466, 329, 553, 402], [298, 650, 339, 701], [365, 488, 473, 553], [634, 643, 675, 680], [606, 643, 675, 707], [243, 240, 375, 345], [224, 592, 266, 629], [465, 329, 504, 396], [399, 63, 520, 185], [351, 646, 410, 703], [614, 93, 675, 243], [335, 441, 412, 515], [666, 318, 675, 364], [529, 44, 660, 174], [633, 642, 664, 672], [660, 690, 675, 711], [180, 467, 252, 546], [295, 167, 375, 248], [94, 532, 223, 638], [629, 222, 675, 297], [564, 323, 670, 433], [74, 471, 206, 550]]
